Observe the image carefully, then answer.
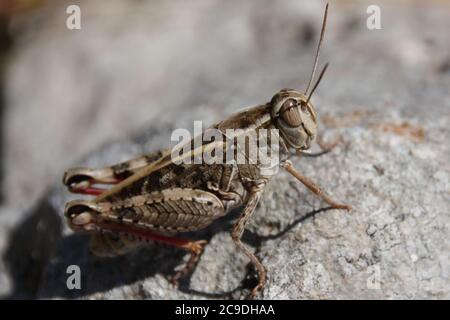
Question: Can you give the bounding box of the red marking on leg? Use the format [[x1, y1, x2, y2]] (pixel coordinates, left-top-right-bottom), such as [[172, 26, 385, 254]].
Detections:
[[95, 220, 198, 250], [67, 172, 127, 197], [92, 220, 206, 285], [71, 187, 106, 196]]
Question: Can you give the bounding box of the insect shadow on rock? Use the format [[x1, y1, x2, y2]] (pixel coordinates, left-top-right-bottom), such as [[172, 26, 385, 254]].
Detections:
[[61, 3, 351, 299]]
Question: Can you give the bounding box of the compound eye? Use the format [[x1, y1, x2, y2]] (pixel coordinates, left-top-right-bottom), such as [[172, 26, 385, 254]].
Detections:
[[280, 99, 302, 127]]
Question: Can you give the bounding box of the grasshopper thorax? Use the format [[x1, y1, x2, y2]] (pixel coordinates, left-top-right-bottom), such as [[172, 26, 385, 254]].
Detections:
[[270, 88, 317, 150]]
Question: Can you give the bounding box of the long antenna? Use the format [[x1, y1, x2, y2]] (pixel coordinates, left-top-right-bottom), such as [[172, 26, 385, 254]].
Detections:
[[306, 62, 328, 104], [304, 3, 329, 95]]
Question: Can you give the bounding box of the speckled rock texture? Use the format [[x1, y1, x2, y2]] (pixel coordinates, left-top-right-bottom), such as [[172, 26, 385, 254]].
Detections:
[[0, 0, 449, 299]]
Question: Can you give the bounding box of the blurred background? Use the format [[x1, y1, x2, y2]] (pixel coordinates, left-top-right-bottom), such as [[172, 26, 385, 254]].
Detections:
[[0, 0, 449, 299]]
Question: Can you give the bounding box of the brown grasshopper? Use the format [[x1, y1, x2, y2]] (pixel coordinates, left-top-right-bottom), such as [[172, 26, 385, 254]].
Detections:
[[62, 3, 350, 298]]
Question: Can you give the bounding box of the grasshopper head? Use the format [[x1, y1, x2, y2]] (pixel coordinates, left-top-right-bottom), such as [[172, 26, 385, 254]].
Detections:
[[269, 3, 329, 151], [270, 89, 317, 150]]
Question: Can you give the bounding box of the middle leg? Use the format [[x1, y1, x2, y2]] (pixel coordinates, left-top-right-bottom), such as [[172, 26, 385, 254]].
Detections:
[[231, 185, 266, 298]]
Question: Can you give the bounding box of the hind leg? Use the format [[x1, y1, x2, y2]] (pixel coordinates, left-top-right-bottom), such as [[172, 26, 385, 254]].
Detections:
[[88, 228, 207, 284], [85, 209, 208, 285], [65, 187, 221, 284], [63, 149, 170, 195], [231, 185, 266, 298]]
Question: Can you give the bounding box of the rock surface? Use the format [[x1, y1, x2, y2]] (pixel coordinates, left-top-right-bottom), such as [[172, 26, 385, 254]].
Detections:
[[0, 0, 449, 299]]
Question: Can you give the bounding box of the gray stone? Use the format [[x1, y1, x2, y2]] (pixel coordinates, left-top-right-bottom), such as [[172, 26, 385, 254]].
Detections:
[[0, 0, 449, 299]]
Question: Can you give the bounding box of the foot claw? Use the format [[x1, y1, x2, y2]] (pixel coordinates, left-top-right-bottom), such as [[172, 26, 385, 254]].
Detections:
[[183, 240, 207, 254], [168, 275, 180, 288], [247, 283, 264, 299], [170, 240, 207, 287], [333, 203, 352, 211]]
